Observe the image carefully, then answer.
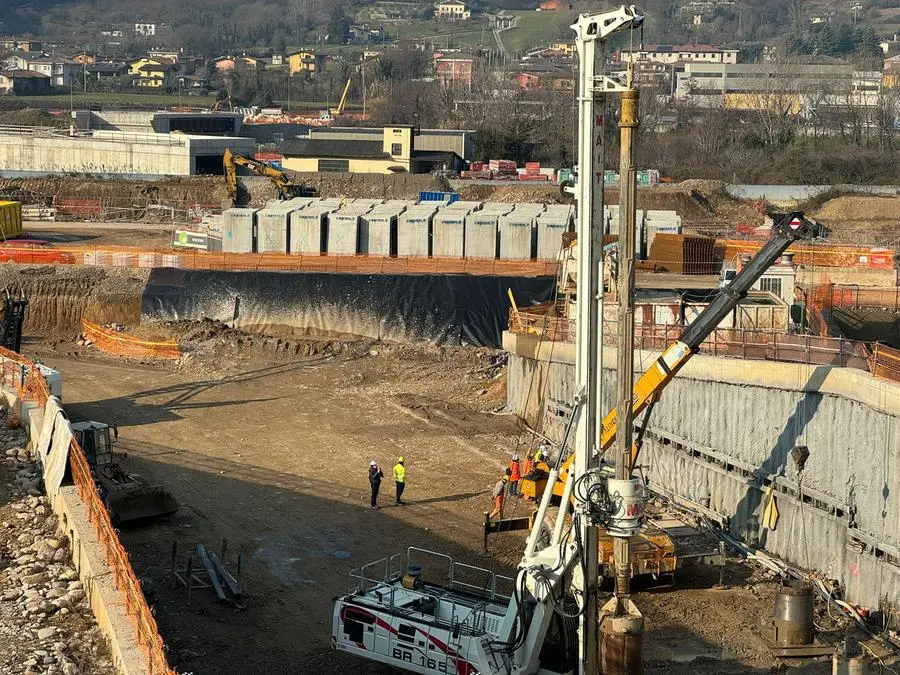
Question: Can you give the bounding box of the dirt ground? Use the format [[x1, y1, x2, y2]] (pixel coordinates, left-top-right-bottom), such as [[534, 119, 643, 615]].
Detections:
[[24, 223, 173, 249], [18, 324, 856, 674]]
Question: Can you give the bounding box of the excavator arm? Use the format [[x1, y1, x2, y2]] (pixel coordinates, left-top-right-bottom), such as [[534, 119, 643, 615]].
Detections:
[[530, 213, 826, 497]]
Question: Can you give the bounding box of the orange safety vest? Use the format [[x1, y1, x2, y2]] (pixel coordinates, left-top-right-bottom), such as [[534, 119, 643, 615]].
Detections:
[[509, 460, 521, 482]]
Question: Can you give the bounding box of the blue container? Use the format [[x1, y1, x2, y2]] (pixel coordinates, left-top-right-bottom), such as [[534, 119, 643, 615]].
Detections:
[[419, 191, 459, 204]]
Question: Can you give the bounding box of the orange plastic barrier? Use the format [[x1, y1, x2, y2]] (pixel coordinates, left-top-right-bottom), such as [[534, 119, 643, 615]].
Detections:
[[721, 239, 897, 269], [4, 243, 560, 277], [0, 346, 175, 675], [81, 320, 180, 360]]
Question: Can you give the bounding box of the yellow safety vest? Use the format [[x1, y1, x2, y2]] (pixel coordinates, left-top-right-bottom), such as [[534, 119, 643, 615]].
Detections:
[[393, 463, 406, 483]]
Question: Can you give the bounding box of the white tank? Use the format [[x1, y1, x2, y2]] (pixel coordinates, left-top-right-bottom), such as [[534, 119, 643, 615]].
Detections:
[[605, 477, 645, 537]]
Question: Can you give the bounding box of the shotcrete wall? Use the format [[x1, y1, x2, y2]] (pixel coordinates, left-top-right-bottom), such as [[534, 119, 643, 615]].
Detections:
[[504, 331, 900, 612]]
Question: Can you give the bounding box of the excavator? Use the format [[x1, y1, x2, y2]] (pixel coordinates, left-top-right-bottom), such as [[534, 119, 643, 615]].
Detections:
[[223, 146, 310, 206], [485, 212, 827, 580], [72, 421, 179, 526], [223, 146, 312, 208]]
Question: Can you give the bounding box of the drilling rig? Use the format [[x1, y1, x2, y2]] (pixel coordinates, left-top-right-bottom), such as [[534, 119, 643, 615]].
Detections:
[[330, 7, 647, 674]]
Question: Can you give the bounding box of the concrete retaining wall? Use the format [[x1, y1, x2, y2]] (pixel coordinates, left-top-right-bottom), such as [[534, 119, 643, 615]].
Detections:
[[504, 331, 900, 612], [0, 131, 255, 177]]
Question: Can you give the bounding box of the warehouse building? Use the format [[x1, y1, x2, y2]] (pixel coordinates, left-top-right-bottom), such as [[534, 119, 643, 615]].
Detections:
[[279, 126, 465, 174], [0, 127, 254, 177], [307, 126, 475, 162]]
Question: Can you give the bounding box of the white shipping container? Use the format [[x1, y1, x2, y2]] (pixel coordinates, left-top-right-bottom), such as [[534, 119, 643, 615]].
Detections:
[[360, 211, 398, 255], [290, 206, 333, 255], [222, 208, 257, 253], [432, 209, 468, 257], [397, 207, 435, 257], [327, 212, 361, 254]]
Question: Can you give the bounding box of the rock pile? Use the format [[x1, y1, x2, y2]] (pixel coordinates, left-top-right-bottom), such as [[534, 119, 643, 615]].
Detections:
[[0, 422, 115, 674]]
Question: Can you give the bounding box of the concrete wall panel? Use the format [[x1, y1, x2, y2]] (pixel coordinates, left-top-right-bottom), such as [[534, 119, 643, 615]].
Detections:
[[505, 339, 900, 612]]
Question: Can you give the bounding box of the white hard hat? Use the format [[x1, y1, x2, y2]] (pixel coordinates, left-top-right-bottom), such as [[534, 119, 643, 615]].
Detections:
[[512, 453, 520, 461], [370, 460, 377, 466]]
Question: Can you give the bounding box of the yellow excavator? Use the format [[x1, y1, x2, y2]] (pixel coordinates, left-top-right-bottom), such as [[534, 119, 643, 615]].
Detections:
[[223, 147, 312, 207], [486, 213, 827, 579]]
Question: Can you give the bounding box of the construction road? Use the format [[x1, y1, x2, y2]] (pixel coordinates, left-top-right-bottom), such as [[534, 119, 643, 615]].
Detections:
[[24, 332, 814, 674]]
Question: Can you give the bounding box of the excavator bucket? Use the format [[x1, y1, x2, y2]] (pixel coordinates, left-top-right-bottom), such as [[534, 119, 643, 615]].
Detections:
[[104, 485, 179, 526]]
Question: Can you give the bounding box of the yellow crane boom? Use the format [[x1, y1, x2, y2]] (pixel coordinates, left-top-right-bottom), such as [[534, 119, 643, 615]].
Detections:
[[521, 213, 826, 501]]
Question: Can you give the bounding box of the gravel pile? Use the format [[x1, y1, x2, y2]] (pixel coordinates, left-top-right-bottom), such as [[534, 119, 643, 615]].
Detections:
[[0, 418, 115, 675]]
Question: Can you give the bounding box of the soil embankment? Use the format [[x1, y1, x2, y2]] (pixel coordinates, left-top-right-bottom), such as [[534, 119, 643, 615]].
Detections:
[[0, 266, 146, 335]]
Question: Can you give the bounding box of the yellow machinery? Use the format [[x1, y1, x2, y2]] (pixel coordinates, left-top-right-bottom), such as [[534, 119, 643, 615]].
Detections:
[[223, 147, 312, 207], [0, 201, 24, 240], [320, 79, 352, 121], [488, 213, 826, 579]]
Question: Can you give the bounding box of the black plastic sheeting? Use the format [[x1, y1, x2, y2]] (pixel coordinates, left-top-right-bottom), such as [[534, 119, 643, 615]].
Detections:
[[142, 268, 554, 347]]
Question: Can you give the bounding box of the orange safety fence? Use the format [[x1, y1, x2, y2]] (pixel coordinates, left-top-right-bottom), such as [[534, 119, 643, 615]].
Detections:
[[829, 285, 900, 312], [721, 239, 897, 269], [870, 343, 900, 384], [81, 320, 181, 360], [508, 310, 873, 371], [0, 346, 175, 675], [4, 243, 560, 277]]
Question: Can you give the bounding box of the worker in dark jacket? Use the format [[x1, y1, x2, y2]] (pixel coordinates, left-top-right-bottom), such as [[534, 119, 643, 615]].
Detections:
[[369, 461, 384, 509]]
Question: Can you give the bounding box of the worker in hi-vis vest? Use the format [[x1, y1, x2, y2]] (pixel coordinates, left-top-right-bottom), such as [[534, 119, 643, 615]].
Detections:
[[393, 457, 406, 506]]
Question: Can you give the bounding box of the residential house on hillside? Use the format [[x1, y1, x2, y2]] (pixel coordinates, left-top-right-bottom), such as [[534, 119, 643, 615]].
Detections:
[[287, 50, 322, 76], [435, 1, 471, 20], [86, 62, 129, 80], [71, 51, 97, 65], [619, 44, 739, 65], [18, 57, 79, 86], [149, 49, 182, 62], [4, 52, 40, 70], [549, 42, 575, 56], [129, 57, 178, 89], [134, 63, 177, 89], [134, 22, 168, 37], [129, 56, 177, 75], [0, 70, 52, 95], [884, 55, 900, 89], [0, 39, 42, 52], [538, 0, 573, 10], [515, 61, 574, 90], [215, 55, 260, 72], [435, 55, 474, 88]]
